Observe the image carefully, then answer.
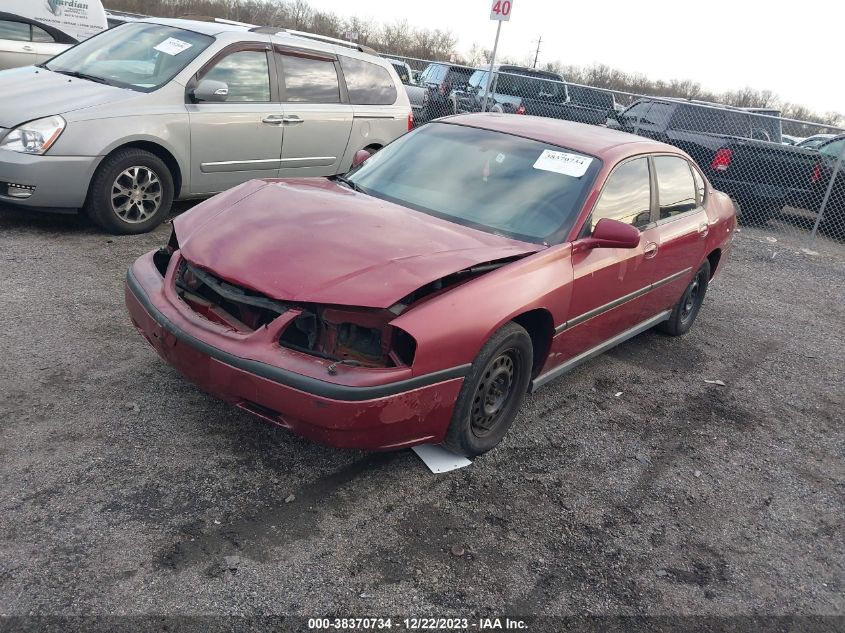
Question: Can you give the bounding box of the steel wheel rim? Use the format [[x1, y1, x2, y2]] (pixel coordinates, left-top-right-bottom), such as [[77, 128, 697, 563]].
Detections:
[[111, 166, 162, 224], [471, 350, 519, 438], [681, 272, 703, 321]]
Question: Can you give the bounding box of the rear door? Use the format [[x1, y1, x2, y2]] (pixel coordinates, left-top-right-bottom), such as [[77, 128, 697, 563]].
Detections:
[[642, 155, 709, 314], [30, 24, 67, 64], [276, 49, 353, 178], [187, 42, 285, 194], [0, 19, 37, 70]]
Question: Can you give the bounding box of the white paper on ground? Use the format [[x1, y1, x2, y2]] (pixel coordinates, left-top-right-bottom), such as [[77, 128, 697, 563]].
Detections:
[[533, 150, 592, 177], [412, 444, 472, 473], [155, 38, 193, 56]]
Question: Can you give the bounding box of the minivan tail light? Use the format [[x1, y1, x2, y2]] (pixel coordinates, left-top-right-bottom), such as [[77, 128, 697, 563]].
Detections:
[[711, 148, 733, 172], [408, 110, 414, 131], [811, 163, 823, 183]]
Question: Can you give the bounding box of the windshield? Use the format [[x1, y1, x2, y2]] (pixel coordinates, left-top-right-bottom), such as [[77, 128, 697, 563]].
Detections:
[[46, 22, 214, 92], [346, 123, 600, 244]]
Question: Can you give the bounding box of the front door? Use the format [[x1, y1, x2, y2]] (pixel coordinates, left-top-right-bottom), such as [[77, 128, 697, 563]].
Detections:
[[187, 43, 284, 195], [547, 156, 657, 366], [31, 24, 67, 65], [644, 155, 710, 314], [275, 51, 353, 178]]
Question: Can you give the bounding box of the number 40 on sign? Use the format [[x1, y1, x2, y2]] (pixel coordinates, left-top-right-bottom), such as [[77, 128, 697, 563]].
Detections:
[[490, 0, 513, 21]]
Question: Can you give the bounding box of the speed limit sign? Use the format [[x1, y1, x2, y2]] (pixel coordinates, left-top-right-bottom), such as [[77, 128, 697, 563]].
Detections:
[[490, 0, 513, 21]]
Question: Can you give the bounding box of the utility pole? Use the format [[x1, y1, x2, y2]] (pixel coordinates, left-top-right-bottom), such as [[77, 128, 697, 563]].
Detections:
[[532, 35, 542, 68]]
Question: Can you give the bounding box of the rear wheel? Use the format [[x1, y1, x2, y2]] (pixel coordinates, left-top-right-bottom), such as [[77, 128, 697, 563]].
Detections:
[[658, 260, 711, 336], [443, 323, 533, 457], [85, 148, 174, 235]]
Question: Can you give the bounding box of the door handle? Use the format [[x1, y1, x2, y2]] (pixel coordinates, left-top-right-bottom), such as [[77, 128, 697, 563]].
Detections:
[[262, 115, 285, 125], [22, 45, 34, 52], [281, 116, 304, 125], [643, 242, 659, 259], [698, 222, 710, 238]]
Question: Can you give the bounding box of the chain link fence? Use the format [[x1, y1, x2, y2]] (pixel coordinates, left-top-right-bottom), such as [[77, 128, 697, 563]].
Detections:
[[386, 54, 845, 252]]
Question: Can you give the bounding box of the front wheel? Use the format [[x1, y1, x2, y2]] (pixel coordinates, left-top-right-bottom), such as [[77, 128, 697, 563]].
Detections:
[[85, 148, 174, 235], [658, 260, 711, 336], [443, 322, 533, 457]]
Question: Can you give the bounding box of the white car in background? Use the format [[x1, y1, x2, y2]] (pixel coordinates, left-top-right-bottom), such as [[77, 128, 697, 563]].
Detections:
[[0, 12, 77, 71]]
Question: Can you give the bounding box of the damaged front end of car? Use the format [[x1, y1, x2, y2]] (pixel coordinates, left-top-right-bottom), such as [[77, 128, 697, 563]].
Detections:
[[153, 228, 527, 375]]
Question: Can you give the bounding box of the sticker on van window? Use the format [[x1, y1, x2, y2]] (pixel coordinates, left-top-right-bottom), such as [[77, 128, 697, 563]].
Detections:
[[154, 38, 193, 56], [533, 150, 592, 177]]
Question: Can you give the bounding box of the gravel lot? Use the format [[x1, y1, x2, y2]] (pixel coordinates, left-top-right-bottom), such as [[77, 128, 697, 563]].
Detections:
[[0, 205, 843, 629]]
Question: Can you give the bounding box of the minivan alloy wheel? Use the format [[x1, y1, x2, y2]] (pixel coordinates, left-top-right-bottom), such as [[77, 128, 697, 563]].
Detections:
[[111, 166, 162, 223]]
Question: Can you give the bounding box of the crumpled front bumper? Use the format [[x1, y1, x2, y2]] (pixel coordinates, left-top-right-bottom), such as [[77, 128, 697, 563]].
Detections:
[[124, 251, 466, 450]]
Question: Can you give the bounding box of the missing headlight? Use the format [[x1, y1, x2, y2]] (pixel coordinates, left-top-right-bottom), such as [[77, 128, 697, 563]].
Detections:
[[280, 306, 416, 368]]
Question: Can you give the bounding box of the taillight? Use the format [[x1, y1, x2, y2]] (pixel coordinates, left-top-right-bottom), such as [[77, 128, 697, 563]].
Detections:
[[811, 163, 822, 183], [711, 148, 733, 172], [408, 110, 414, 131], [516, 104, 526, 115], [438, 81, 448, 96]]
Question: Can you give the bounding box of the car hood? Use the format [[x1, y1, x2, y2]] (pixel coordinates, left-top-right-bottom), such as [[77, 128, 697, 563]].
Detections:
[[0, 66, 134, 127], [175, 179, 543, 309]]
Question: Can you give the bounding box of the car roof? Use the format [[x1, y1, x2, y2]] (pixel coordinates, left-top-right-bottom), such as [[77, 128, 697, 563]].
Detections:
[[439, 114, 682, 160], [139, 17, 252, 36], [137, 18, 391, 64]]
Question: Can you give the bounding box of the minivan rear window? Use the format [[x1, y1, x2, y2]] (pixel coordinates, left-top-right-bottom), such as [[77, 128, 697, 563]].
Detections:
[[340, 57, 397, 105]]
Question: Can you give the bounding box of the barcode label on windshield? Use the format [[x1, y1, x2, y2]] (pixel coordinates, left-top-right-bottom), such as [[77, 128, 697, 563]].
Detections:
[[533, 150, 592, 177], [154, 38, 193, 56]]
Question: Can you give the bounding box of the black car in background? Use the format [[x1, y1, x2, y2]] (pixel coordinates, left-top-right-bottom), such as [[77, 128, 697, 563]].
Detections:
[[405, 62, 474, 123], [614, 98, 821, 225], [806, 135, 845, 236], [452, 65, 614, 126]]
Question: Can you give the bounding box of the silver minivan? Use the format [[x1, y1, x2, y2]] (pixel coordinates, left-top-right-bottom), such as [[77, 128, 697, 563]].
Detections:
[[0, 18, 411, 233]]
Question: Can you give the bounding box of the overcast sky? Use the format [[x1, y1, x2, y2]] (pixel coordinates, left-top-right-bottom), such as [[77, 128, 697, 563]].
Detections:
[[305, 0, 844, 114]]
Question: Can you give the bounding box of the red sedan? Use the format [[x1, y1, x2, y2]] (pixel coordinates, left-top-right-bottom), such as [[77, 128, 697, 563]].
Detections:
[[125, 115, 736, 456]]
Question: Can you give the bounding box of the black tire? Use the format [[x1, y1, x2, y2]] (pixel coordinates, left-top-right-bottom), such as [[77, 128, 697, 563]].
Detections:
[[658, 260, 711, 336], [85, 148, 174, 235], [736, 196, 781, 227], [443, 322, 533, 457]]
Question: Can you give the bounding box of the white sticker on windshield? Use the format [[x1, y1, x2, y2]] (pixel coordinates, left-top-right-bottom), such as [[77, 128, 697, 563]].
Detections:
[[533, 150, 593, 177], [154, 38, 193, 56]]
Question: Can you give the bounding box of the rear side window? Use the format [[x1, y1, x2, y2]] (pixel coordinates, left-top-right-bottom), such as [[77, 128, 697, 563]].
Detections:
[[591, 158, 652, 230], [447, 67, 473, 85], [340, 57, 397, 105], [204, 50, 270, 102], [281, 54, 340, 103], [468, 69, 487, 88], [0, 19, 30, 42], [31, 26, 54, 43], [820, 138, 845, 159], [654, 156, 698, 219], [390, 61, 410, 84]]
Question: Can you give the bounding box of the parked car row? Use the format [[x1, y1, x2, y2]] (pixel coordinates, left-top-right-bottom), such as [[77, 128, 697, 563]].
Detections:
[[398, 61, 618, 128], [0, 17, 412, 234]]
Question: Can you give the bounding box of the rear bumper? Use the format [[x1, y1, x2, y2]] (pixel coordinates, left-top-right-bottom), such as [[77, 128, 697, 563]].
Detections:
[[0, 150, 98, 210], [124, 253, 465, 450]]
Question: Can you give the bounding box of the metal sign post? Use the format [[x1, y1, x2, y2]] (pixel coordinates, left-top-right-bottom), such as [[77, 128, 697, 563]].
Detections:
[[482, 1, 513, 113]]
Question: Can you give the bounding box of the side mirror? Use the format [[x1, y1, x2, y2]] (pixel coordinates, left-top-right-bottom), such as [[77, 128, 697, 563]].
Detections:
[[575, 218, 641, 252], [192, 79, 229, 103], [352, 149, 373, 169]]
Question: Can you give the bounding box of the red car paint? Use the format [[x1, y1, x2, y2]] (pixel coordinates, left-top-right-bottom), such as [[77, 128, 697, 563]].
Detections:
[[125, 115, 736, 450]]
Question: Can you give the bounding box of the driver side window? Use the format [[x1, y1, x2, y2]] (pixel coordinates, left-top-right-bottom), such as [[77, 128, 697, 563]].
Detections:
[[202, 50, 271, 103], [590, 157, 652, 231]]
